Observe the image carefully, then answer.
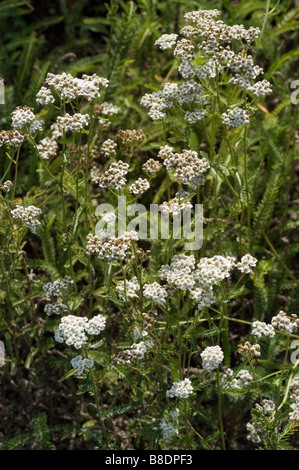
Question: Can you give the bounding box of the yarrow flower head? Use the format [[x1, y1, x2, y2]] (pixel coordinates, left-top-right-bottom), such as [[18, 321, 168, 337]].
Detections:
[[101, 139, 117, 158], [0, 130, 27, 147], [114, 336, 154, 365], [141, 9, 271, 126], [44, 302, 68, 316], [222, 368, 253, 390], [158, 145, 209, 188], [43, 276, 73, 298], [71, 355, 94, 375], [159, 254, 196, 291], [37, 137, 58, 160], [289, 376, 299, 424], [36, 86, 55, 106], [143, 282, 167, 305], [251, 321, 275, 339], [56, 113, 90, 132], [11, 106, 35, 130], [155, 34, 178, 50], [54, 313, 106, 349], [97, 160, 129, 190], [0, 180, 13, 193], [11, 204, 42, 233], [45, 72, 108, 101], [86, 230, 139, 263], [129, 178, 150, 196], [142, 158, 162, 175], [271, 311, 299, 334], [246, 399, 276, 443], [221, 107, 250, 127], [237, 341, 261, 358], [237, 254, 258, 273], [85, 314, 106, 335], [160, 197, 193, 216]]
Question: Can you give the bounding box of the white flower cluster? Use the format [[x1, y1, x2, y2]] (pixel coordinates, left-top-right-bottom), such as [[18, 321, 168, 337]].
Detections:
[[85, 314, 107, 335], [246, 422, 261, 444], [140, 89, 174, 121], [56, 113, 90, 132], [237, 341, 261, 358], [184, 109, 205, 124], [166, 378, 193, 399], [159, 254, 196, 291], [43, 276, 73, 297], [229, 53, 263, 79], [271, 310, 299, 334], [189, 286, 216, 310], [174, 39, 195, 60], [114, 339, 153, 365], [246, 399, 275, 444], [0, 180, 13, 193], [195, 255, 236, 287], [50, 122, 64, 139], [30, 120, 44, 134], [101, 138, 117, 158], [11, 106, 35, 130], [86, 230, 139, 263], [201, 345, 224, 372], [221, 107, 250, 128], [222, 368, 253, 390], [45, 72, 108, 101], [176, 80, 204, 106], [196, 59, 217, 79], [36, 86, 55, 106], [71, 355, 94, 375], [251, 321, 275, 339], [143, 282, 167, 305], [247, 80, 272, 97], [44, 302, 68, 316], [96, 101, 120, 116], [0, 130, 27, 147], [37, 137, 58, 160], [141, 80, 203, 121], [142, 9, 271, 125], [236, 254, 258, 273], [289, 377, 299, 424], [54, 314, 106, 349], [11, 204, 42, 233], [116, 277, 140, 301], [142, 158, 162, 175], [154, 34, 178, 50], [255, 399, 275, 415], [158, 145, 209, 188], [129, 178, 150, 196], [157, 253, 256, 312], [160, 197, 192, 216], [114, 312, 157, 366], [183, 10, 260, 44], [97, 160, 129, 189], [179, 59, 195, 79], [153, 408, 179, 444], [159, 418, 179, 444]]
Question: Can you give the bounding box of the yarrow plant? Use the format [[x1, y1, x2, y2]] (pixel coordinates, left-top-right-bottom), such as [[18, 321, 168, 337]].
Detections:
[[0, 4, 298, 452]]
